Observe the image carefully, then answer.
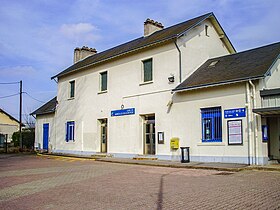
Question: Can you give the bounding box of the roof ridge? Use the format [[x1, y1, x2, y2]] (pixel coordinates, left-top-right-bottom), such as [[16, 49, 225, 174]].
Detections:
[[83, 12, 213, 60], [208, 41, 280, 61], [145, 12, 213, 37]]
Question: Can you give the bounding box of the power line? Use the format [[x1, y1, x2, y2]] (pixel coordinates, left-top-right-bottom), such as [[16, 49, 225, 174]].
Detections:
[[0, 81, 20, 85], [0, 93, 20, 99], [23, 92, 45, 103]]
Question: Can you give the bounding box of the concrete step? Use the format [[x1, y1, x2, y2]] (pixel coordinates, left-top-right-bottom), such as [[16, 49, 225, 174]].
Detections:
[[133, 156, 158, 161], [91, 153, 113, 158], [268, 159, 280, 165]]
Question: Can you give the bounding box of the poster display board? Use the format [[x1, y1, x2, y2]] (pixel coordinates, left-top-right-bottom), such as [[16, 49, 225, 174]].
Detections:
[[227, 120, 243, 145]]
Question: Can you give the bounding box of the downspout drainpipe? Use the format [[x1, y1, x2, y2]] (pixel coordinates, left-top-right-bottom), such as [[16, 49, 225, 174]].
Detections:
[[246, 82, 251, 165], [174, 40, 182, 83], [249, 80, 258, 165]]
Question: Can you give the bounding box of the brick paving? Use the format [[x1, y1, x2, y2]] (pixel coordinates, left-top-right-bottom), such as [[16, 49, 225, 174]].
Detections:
[[0, 154, 279, 210]]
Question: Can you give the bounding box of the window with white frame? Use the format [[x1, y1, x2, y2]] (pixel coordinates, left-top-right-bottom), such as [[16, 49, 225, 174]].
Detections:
[[201, 107, 222, 142], [142, 58, 153, 82], [69, 80, 75, 98], [100, 71, 107, 92], [66, 121, 75, 142]]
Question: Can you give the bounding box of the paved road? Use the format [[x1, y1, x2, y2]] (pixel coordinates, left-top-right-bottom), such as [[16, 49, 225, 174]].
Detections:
[[0, 154, 279, 210]]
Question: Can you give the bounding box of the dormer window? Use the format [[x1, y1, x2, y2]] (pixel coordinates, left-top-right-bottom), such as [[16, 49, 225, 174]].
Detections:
[[208, 60, 219, 68]]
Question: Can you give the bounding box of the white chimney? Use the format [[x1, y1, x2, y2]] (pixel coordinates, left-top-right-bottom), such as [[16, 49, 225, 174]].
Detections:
[[144, 18, 164, 36], [74, 46, 97, 63]]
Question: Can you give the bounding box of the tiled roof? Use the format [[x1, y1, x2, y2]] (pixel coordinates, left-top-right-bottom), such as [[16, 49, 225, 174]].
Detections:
[[31, 97, 57, 116], [52, 12, 234, 79], [173, 42, 280, 91]]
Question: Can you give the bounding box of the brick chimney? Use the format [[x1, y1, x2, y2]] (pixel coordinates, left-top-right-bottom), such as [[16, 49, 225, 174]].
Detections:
[[144, 18, 164, 36], [74, 46, 97, 63]]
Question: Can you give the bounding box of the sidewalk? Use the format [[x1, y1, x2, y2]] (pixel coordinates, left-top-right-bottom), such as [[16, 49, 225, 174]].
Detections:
[[37, 153, 280, 172]]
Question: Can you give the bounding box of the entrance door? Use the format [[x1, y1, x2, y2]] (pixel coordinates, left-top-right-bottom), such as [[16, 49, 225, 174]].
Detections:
[[43, 123, 49, 150], [100, 119, 107, 153], [268, 117, 280, 161], [144, 115, 155, 155]]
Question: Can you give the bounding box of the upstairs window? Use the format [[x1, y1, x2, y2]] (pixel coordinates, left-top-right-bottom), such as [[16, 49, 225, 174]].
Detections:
[[205, 25, 209, 36], [100, 71, 108, 92], [66, 121, 75, 142], [143, 58, 153, 82], [69, 80, 75, 98], [201, 107, 222, 142]]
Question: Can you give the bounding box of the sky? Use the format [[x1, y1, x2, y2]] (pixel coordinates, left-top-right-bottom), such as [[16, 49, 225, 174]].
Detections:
[[0, 0, 279, 123]]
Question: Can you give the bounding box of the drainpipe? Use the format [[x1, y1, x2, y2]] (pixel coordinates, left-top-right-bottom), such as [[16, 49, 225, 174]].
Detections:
[[249, 80, 258, 165], [174, 40, 182, 83], [246, 82, 251, 165]]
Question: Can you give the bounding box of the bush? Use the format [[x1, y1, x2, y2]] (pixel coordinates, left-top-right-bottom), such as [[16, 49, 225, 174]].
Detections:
[[12, 128, 35, 149]]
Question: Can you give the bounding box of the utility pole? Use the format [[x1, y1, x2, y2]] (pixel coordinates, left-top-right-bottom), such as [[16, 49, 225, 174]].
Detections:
[[19, 80, 23, 150]]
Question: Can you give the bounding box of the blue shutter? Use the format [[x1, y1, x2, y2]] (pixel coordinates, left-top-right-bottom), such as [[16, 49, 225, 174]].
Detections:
[[65, 122, 68, 142]]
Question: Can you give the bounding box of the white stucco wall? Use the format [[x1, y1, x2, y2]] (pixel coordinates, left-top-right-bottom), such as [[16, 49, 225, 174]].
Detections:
[[37, 17, 276, 165], [35, 113, 55, 151]]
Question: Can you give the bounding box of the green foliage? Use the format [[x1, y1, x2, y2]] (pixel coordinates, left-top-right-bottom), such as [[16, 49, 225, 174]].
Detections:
[[12, 128, 35, 149]]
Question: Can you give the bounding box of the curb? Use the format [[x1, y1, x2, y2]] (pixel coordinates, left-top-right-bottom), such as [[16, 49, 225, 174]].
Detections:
[[35, 153, 280, 172], [95, 158, 244, 172], [36, 153, 96, 161]]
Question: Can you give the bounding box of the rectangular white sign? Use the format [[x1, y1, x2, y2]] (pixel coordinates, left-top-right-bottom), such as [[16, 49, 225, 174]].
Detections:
[[228, 120, 243, 145]]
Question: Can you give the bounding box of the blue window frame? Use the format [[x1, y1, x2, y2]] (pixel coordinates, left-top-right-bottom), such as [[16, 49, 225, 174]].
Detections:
[[201, 107, 222, 142], [66, 121, 75, 142]]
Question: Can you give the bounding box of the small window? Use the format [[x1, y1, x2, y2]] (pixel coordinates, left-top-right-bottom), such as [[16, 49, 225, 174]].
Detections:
[[205, 25, 209, 36], [208, 60, 219, 68], [201, 107, 222, 142], [66, 121, 75, 141], [100, 71, 107, 92], [143, 58, 153, 82], [69, 81, 75, 98]]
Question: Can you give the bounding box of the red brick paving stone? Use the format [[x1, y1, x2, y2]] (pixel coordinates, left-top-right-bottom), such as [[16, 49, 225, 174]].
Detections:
[[0, 172, 62, 188], [0, 155, 280, 210]]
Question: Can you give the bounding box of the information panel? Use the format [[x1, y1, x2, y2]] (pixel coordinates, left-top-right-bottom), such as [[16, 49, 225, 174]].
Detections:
[[111, 108, 135, 117], [224, 108, 246, 118], [228, 120, 243, 145]]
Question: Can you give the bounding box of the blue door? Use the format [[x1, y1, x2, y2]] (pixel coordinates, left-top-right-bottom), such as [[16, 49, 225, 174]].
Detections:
[[43, 123, 49, 150]]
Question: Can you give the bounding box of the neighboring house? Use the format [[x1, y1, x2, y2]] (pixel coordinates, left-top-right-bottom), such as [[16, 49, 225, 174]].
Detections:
[[0, 108, 20, 146], [31, 97, 56, 151], [32, 12, 280, 165]]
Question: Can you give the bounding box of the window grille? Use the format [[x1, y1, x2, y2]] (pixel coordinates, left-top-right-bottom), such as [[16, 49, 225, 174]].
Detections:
[[66, 121, 75, 141], [201, 107, 222, 142]]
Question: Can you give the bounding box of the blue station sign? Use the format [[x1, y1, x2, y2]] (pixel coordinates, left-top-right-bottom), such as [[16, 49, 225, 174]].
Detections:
[[111, 108, 135, 117], [224, 108, 246, 118]]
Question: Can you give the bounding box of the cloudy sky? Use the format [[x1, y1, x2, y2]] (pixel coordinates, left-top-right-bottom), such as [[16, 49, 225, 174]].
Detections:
[[0, 0, 279, 122]]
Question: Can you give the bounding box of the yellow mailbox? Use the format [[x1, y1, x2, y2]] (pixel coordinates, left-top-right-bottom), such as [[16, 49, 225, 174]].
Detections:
[[170, 137, 179, 149]]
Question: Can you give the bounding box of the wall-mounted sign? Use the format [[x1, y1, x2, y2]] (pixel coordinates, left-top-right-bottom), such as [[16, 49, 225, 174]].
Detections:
[[262, 125, 268, 142], [158, 132, 164, 144], [228, 120, 243, 145], [224, 108, 246, 118], [111, 108, 135, 117]]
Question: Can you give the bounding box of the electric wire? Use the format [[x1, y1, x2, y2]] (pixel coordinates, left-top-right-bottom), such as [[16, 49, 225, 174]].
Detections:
[[0, 93, 20, 99], [0, 81, 20, 85], [23, 92, 45, 103]]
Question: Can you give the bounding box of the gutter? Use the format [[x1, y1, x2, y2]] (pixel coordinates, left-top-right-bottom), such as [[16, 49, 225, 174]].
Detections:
[[174, 40, 182, 83], [246, 82, 251, 165], [249, 80, 258, 165]]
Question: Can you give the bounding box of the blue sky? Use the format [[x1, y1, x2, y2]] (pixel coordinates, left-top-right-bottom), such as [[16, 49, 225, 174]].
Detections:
[[0, 0, 279, 122]]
